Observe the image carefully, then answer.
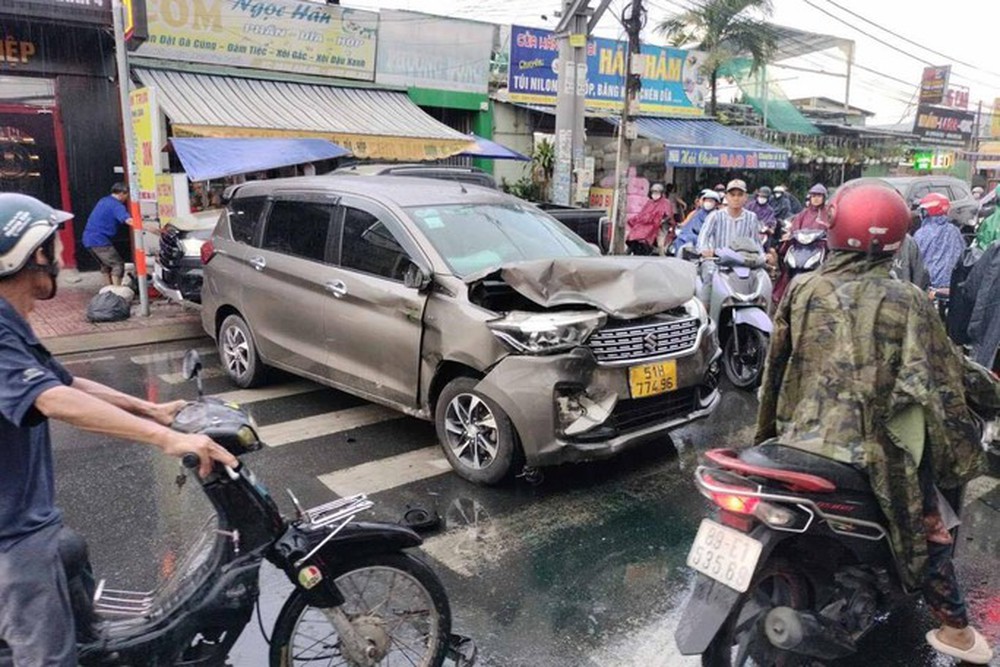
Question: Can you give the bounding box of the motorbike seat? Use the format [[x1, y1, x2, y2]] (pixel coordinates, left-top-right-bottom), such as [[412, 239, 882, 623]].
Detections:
[[740, 442, 872, 494]]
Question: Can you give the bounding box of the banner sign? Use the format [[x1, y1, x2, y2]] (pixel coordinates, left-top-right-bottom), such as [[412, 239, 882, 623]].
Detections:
[[0, 0, 110, 26], [913, 103, 974, 148], [665, 146, 789, 170], [129, 87, 160, 202], [0, 21, 113, 77], [137, 0, 378, 81], [919, 65, 950, 105], [992, 98, 1000, 139], [376, 10, 492, 94], [507, 25, 707, 116]]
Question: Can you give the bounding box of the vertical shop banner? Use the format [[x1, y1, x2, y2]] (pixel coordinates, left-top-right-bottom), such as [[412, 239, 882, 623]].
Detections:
[[991, 98, 1000, 139], [507, 25, 707, 116], [130, 87, 160, 203], [919, 65, 950, 104], [137, 0, 378, 81], [376, 10, 492, 94]]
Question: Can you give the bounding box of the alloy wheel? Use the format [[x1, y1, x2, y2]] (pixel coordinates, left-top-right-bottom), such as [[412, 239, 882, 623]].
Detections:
[[222, 325, 250, 379], [443, 393, 500, 470]]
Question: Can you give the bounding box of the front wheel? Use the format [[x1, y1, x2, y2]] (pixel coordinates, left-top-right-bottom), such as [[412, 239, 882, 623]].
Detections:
[[722, 324, 768, 389], [269, 552, 451, 667]]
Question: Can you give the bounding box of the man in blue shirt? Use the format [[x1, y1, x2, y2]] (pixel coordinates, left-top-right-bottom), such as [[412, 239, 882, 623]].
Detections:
[[82, 183, 131, 286], [0, 194, 236, 665]]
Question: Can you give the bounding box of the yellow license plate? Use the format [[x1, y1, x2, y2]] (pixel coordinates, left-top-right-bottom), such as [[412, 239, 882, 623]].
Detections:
[[628, 359, 677, 398]]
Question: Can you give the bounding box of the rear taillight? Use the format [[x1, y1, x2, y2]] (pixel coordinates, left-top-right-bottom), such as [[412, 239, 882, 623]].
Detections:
[[711, 492, 759, 515], [200, 239, 216, 265]]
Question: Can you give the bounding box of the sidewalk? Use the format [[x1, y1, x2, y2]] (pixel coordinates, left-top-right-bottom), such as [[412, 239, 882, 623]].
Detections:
[[31, 270, 206, 355]]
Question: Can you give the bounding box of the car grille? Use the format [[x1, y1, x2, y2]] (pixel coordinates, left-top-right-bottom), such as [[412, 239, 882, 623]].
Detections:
[[611, 387, 698, 433], [587, 316, 700, 364], [158, 226, 185, 268]]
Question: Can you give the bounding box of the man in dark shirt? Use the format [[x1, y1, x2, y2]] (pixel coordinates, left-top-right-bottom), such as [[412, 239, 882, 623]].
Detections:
[[82, 183, 131, 286], [0, 193, 236, 665]]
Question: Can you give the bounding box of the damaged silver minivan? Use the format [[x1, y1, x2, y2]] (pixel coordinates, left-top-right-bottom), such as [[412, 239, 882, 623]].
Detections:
[[201, 175, 721, 484]]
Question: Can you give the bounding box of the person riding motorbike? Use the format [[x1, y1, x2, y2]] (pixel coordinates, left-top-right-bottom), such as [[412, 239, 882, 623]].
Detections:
[[913, 192, 965, 293], [756, 179, 995, 665], [626, 182, 673, 255], [975, 184, 1000, 250], [671, 189, 720, 254], [771, 184, 802, 220], [745, 185, 778, 249], [771, 183, 829, 304], [0, 193, 237, 665]]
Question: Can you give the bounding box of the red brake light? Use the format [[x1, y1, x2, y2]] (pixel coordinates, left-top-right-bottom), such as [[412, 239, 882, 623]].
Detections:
[[200, 239, 216, 265], [711, 492, 759, 515]]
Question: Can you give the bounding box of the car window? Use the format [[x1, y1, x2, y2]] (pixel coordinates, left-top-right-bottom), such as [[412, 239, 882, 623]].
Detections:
[[340, 206, 413, 281], [910, 183, 932, 200], [260, 200, 334, 262], [405, 202, 597, 278], [228, 196, 267, 245], [947, 184, 970, 200]]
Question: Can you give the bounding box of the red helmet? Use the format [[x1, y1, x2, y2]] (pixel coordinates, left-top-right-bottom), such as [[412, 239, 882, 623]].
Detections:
[[918, 192, 950, 216], [825, 179, 909, 254]]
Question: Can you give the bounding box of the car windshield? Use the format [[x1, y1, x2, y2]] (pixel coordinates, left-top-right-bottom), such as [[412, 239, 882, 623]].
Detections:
[[405, 202, 598, 277]]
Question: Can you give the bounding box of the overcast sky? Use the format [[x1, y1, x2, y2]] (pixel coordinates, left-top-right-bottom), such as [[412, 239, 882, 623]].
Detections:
[[344, 0, 999, 126]]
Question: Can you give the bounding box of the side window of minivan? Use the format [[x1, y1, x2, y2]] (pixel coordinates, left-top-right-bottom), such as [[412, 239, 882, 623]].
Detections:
[[228, 196, 267, 244], [260, 200, 334, 263], [340, 206, 412, 281]]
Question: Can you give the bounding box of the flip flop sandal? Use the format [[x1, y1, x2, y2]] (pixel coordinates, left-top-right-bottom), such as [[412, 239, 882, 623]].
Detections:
[[926, 627, 994, 665]]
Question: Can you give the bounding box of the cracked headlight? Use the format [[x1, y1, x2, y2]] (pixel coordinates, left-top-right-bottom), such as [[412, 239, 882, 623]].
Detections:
[[488, 311, 607, 355]]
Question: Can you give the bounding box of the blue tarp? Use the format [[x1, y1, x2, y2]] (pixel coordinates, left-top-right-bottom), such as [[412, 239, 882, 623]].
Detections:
[[457, 134, 530, 161], [170, 137, 351, 181]]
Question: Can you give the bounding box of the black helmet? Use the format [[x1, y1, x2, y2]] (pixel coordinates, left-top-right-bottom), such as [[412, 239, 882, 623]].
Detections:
[[0, 193, 72, 278]]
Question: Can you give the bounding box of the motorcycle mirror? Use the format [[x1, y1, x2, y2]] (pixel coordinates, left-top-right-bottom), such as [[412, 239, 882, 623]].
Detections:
[[182, 349, 204, 397]]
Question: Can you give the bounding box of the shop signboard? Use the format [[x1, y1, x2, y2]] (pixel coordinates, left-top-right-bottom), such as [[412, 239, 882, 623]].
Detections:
[[913, 103, 974, 148], [589, 187, 614, 213], [665, 146, 788, 170], [137, 0, 378, 81], [0, 20, 113, 77], [130, 87, 160, 203], [991, 98, 1000, 139], [0, 0, 111, 26], [155, 173, 190, 226], [919, 65, 950, 105], [507, 25, 708, 116], [376, 10, 492, 94]]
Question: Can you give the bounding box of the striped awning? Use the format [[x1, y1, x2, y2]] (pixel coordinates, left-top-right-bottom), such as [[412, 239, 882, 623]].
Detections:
[[136, 68, 475, 161]]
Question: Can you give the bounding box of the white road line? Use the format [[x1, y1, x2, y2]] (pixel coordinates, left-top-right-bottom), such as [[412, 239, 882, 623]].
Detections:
[[130, 347, 216, 365], [212, 380, 324, 405], [259, 404, 403, 447], [158, 367, 227, 385], [61, 355, 116, 366], [317, 445, 450, 497]]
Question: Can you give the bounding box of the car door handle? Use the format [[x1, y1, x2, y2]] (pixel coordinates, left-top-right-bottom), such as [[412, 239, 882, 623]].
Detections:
[[249, 256, 266, 272], [325, 280, 348, 298]]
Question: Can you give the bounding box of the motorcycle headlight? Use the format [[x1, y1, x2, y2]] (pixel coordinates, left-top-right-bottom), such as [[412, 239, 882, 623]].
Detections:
[[488, 311, 606, 354], [684, 297, 708, 325], [786, 252, 798, 269], [804, 252, 822, 270]]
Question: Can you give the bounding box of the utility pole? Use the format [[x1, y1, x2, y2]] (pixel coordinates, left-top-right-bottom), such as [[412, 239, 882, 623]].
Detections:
[[112, 0, 150, 316], [552, 0, 591, 206], [610, 0, 643, 255]]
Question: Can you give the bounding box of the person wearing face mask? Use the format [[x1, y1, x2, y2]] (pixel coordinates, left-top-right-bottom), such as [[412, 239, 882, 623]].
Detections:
[[626, 182, 674, 255], [771, 184, 802, 220], [0, 194, 237, 664], [914, 193, 965, 292], [746, 185, 778, 256], [672, 189, 720, 254]]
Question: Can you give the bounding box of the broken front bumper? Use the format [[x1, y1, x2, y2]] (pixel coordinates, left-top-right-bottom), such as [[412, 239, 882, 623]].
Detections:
[[473, 326, 721, 467]]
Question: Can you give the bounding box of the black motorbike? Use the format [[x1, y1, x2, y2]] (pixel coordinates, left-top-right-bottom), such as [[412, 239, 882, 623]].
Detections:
[[1, 350, 473, 667], [673, 441, 968, 666], [782, 229, 826, 281]]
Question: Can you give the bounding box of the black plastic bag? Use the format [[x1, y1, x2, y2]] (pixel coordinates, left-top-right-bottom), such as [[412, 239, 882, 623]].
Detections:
[[86, 291, 130, 323]]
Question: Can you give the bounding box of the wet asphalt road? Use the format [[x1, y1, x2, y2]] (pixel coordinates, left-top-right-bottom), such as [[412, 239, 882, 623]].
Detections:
[[50, 339, 1000, 666]]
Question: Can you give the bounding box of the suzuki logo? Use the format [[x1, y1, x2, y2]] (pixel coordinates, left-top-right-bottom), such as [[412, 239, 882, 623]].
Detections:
[[643, 332, 658, 353]]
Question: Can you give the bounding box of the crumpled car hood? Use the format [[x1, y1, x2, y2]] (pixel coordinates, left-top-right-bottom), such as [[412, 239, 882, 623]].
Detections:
[[466, 256, 696, 319]]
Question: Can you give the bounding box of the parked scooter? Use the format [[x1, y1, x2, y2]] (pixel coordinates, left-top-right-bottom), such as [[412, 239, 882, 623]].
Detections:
[[0, 350, 473, 667], [689, 240, 773, 389], [674, 368, 999, 666]]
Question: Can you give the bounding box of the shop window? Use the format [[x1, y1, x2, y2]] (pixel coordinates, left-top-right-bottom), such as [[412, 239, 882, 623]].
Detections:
[[260, 200, 333, 262], [340, 206, 411, 281], [228, 196, 267, 245]]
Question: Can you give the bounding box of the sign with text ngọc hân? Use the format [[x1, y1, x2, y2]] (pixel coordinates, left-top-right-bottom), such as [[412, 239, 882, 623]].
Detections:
[[136, 0, 378, 81]]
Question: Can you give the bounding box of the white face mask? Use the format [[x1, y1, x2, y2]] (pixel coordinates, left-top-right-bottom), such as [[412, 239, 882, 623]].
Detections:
[[757, 196, 769, 205], [702, 201, 716, 211], [774, 192, 784, 198], [651, 192, 663, 200]]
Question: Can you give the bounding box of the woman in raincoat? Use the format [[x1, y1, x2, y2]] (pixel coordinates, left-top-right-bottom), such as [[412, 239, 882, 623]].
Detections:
[[975, 185, 1000, 249], [626, 183, 673, 255]]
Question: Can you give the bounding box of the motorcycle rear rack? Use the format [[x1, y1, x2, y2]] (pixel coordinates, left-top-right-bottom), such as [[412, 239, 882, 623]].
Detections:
[[302, 494, 374, 529]]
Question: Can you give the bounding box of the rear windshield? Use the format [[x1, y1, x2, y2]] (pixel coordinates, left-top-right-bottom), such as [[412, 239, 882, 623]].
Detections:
[[405, 203, 597, 277]]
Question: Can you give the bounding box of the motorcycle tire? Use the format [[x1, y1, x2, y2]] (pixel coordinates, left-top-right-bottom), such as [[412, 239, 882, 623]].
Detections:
[[702, 558, 811, 667], [722, 325, 768, 389], [269, 552, 452, 667]]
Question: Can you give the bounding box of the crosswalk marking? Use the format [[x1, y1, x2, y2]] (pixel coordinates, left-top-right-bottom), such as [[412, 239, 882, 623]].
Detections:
[[130, 347, 216, 365], [212, 380, 324, 406], [317, 446, 450, 497], [61, 355, 116, 366], [158, 367, 227, 385], [259, 404, 403, 447]]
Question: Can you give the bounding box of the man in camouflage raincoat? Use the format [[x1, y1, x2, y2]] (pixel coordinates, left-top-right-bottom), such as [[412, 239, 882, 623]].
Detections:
[[755, 179, 996, 663]]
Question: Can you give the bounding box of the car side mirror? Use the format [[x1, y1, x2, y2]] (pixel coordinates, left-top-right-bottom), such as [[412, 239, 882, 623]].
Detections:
[[403, 263, 432, 292]]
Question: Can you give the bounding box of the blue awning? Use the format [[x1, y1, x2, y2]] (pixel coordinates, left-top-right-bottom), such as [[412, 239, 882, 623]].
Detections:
[[170, 137, 351, 181], [457, 134, 530, 161], [622, 117, 790, 170]]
